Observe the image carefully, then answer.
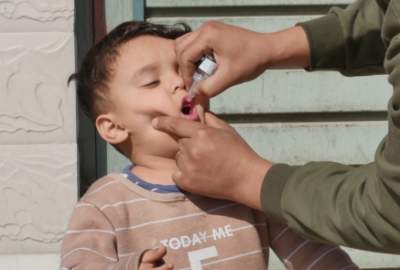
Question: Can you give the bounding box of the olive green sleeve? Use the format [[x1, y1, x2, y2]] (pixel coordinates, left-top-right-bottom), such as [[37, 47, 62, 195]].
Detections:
[[298, 0, 387, 75], [261, 0, 400, 253]]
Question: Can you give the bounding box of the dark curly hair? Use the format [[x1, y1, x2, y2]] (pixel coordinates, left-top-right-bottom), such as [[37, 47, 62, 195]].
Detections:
[[70, 21, 191, 121]]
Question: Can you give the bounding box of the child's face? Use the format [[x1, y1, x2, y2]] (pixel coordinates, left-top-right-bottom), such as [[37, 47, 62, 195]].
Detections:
[[105, 35, 209, 157]]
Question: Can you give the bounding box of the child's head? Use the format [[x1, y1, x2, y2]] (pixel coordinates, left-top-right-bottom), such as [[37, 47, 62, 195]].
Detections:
[[73, 21, 209, 160]]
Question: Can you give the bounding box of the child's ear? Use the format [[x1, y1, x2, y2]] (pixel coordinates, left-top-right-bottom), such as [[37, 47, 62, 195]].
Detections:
[[96, 114, 128, 144]]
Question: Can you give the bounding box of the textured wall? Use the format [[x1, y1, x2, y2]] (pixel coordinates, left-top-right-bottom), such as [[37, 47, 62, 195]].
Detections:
[[0, 0, 77, 256]]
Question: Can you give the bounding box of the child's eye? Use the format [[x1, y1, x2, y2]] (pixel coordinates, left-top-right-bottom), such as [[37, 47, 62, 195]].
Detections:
[[143, 80, 160, 87]]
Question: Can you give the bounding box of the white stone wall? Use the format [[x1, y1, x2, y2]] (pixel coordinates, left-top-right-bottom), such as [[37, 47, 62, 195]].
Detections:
[[0, 0, 77, 269]]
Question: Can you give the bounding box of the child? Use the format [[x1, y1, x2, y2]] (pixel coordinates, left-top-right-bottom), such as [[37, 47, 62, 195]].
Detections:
[[61, 21, 359, 270]]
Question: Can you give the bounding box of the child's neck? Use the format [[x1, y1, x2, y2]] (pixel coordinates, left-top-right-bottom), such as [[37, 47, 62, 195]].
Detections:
[[131, 154, 177, 185]]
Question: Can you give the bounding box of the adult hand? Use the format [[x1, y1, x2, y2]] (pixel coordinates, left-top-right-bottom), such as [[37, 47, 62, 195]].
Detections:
[[175, 21, 310, 97], [152, 113, 272, 210]]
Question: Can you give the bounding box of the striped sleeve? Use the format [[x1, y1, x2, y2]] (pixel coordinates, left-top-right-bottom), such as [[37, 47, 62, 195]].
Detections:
[[268, 221, 359, 270], [60, 202, 144, 270]]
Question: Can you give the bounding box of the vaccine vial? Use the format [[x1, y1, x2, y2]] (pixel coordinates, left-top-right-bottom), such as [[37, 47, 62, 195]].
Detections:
[[187, 55, 217, 100], [181, 55, 217, 115]]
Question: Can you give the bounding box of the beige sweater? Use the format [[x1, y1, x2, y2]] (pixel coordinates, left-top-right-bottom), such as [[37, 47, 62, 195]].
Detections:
[[61, 173, 358, 270]]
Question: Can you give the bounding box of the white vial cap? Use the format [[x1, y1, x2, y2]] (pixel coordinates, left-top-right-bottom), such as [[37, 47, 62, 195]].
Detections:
[[198, 57, 217, 75]]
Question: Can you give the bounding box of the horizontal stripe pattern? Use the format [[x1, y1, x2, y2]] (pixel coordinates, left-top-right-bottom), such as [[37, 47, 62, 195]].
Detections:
[[61, 174, 358, 269]]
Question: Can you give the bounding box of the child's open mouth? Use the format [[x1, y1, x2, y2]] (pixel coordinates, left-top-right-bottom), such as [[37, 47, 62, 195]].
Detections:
[[181, 98, 193, 115], [181, 97, 199, 121]]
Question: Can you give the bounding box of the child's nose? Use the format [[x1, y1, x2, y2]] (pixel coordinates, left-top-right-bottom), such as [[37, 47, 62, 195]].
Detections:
[[170, 74, 185, 94]]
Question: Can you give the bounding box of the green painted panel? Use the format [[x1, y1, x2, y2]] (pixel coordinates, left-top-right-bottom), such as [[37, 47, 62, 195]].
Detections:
[[149, 14, 317, 31], [76, 0, 108, 193], [233, 120, 386, 164], [133, 0, 145, 21], [342, 248, 400, 269], [105, 0, 133, 31], [149, 16, 391, 113], [211, 70, 390, 114], [106, 121, 387, 171], [107, 144, 130, 173], [147, 0, 351, 7]]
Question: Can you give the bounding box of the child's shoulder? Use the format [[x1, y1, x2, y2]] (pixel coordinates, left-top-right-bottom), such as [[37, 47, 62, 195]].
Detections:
[[79, 173, 139, 207], [84, 173, 122, 194]]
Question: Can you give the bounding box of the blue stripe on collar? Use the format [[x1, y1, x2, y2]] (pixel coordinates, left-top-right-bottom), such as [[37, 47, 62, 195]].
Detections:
[[122, 165, 181, 194]]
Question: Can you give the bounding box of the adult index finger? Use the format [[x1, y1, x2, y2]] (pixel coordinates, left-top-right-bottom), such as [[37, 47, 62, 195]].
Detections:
[[152, 116, 204, 138], [176, 32, 212, 90], [175, 31, 200, 63], [204, 112, 234, 132], [175, 32, 199, 86]]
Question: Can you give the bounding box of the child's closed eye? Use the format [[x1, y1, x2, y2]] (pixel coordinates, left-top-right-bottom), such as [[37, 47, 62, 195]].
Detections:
[[142, 80, 160, 88]]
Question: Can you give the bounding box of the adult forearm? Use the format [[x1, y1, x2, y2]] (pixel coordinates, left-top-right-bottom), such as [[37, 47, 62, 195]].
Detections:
[[265, 26, 311, 69], [231, 156, 272, 211]]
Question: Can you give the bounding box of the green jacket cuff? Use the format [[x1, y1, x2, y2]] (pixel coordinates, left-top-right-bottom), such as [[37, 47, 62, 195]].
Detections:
[[260, 164, 298, 221], [298, 13, 346, 71]]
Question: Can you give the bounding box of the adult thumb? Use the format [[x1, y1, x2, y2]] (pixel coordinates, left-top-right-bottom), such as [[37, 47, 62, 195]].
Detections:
[[204, 112, 233, 131], [199, 65, 232, 98]]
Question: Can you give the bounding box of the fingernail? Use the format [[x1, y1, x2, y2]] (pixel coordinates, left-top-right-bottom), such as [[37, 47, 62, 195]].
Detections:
[[152, 118, 159, 128], [152, 245, 161, 250]]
